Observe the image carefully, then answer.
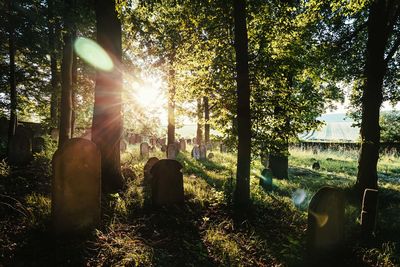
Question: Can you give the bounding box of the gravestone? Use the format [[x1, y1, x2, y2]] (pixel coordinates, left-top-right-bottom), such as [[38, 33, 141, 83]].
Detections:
[[192, 137, 197, 145], [128, 135, 136, 144], [307, 186, 345, 264], [52, 138, 101, 234], [167, 143, 178, 159], [191, 145, 200, 160], [259, 168, 273, 191], [140, 142, 150, 158], [8, 126, 33, 165], [144, 157, 159, 184], [199, 144, 207, 160], [312, 162, 320, 170], [50, 128, 59, 140], [120, 140, 128, 152], [122, 167, 137, 181], [220, 143, 227, 153], [179, 139, 186, 152], [208, 152, 214, 159], [261, 154, 269, 168], [32, 136, 45, 153], [150, 159, 184, 206], [361, 188, 378, 235]]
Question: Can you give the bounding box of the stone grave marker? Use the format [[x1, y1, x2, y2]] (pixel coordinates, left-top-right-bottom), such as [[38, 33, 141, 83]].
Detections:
[[361, 188, 378, 235], [307, 186, 345, 264], [220, 143, 227, 153], [150, 159, 184, 206], [167, 143, 178, 159], [191, 145, 200, 160], [140, 142, 150, 158], [199, 144, 207, 160], [8, 125, 33, 165], [52, 138, 101, 234], [144, 157, 159, 184], [179, 139, 186, 152], [120, 140, 128, 152], [50, 128, 59, 140], [32, 136, 45, 153]]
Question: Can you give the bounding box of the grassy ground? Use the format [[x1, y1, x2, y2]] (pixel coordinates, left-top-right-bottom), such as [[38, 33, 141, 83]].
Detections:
[[0, 143, 399, 266]]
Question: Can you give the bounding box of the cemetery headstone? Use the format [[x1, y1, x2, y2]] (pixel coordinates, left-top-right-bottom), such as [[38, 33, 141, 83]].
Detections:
[[167, 143, 178, 159], [150, 159, 184, 206], [32, 136, 45, 153], [199, 144, 207, 160], [50, 128, 59, 140], [307, 186, 345, 264], [144, 157, 159, 184], [361, 188, 378, 235], [179, 139, 186, 152], [191, 145, 200, 160], [220, 143, 227, 153], [52, 138, 101, 234], [140, 142, 150, 158], [8, 125, 33, 165]]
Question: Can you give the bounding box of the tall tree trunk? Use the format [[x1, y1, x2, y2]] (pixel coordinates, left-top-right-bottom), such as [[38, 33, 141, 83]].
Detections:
[[356, 0, 396, 193], [233, 0, 251, 207], [204, 96, 210, 144], [196, 98, 203, 145], [71, 34, 77, 138], [58, 0, 74, 148], [92, 0, 123, 192], [167, 63, 176, 145], [48, 0, 59, 129], [7, 0, 17, 143]]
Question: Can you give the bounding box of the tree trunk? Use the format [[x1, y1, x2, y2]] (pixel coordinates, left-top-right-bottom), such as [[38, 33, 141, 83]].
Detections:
[[92, 0, 124, 193], [356, 0, 394, 193], [167, 64, 176, 145], [7, 0, 17, 150], [71, 33, 77, 138], [48, 0, 59, 129], [204, 96, 210, 144], [58, 0, 73, 148], [233, 0, 251, 207], [196, 98, 203, 145]]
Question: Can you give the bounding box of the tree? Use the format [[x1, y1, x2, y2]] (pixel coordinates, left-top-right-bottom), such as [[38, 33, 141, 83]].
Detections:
[[92, 0, 124, 192], [233, 0, 251, 207], [380, 111, 400, 143]]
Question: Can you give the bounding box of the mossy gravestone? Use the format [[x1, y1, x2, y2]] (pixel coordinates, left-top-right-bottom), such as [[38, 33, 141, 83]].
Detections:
[[52, 138, 101, 234], [144, 157, 159, 184], [140, 142, 150, 158], [307, 187, 345, 264], [179, 138, 186, 152], [167, 143, 178, 159], [150, 159, 184, 206], [8, 125, 33, 165]]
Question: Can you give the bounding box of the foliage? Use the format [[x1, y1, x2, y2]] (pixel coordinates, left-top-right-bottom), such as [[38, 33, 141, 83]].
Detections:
[[380, 111, 400, 143]]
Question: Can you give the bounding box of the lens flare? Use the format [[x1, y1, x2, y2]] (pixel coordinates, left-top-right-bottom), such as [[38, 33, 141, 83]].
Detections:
[[74, 37, 114, 71], [309, 210, 329, 227], [292, 189, 306, 206]]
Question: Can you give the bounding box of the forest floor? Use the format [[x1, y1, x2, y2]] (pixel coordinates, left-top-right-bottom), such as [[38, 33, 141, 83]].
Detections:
[[1, 144, 400, 266]]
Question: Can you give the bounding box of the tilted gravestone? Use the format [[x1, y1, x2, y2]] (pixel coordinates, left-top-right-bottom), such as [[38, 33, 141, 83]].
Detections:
[[52, 138, 101, 234], [150, 159, 184, 206], [120, 140, 128, 152], [8, 125, 33, 165], [307, 186, 345, 264], [179, 139, 186, 152], [140, 142, 150, 158], [144, 157, 159, 185], [361, 188, 378, 235], [199, 144, 207, 160], [191, 145, 200, 160], [32, 137, 45, 153], [167, 143, 178, 159]]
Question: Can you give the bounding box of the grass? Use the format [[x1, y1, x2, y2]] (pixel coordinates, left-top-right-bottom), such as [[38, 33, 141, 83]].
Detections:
[[0, 144, 399, 266]]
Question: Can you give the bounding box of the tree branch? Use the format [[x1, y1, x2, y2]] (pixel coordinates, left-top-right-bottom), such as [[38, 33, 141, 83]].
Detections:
[[384, 35, 400, 65]]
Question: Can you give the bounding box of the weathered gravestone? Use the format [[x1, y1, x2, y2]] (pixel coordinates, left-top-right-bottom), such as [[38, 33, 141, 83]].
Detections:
[[179, 139, 186, 152], [144, 157, 159, 185], [120, 140, 128, 152], [167, 143, 178, 159], [52, 138, 101, 234], [259, 168, 273, 191], [50, 128, 59, 140], [199, 144, 207, 160], [361, 188, 378, 236], [191, 145, 200, 160], [8, 125, 33, 165], [307, 187, 345, 264], [150, 159, 184, 206], [32, 136, 45, 153], [140, 142, 150, 158], [220, 143, 227, 153]]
